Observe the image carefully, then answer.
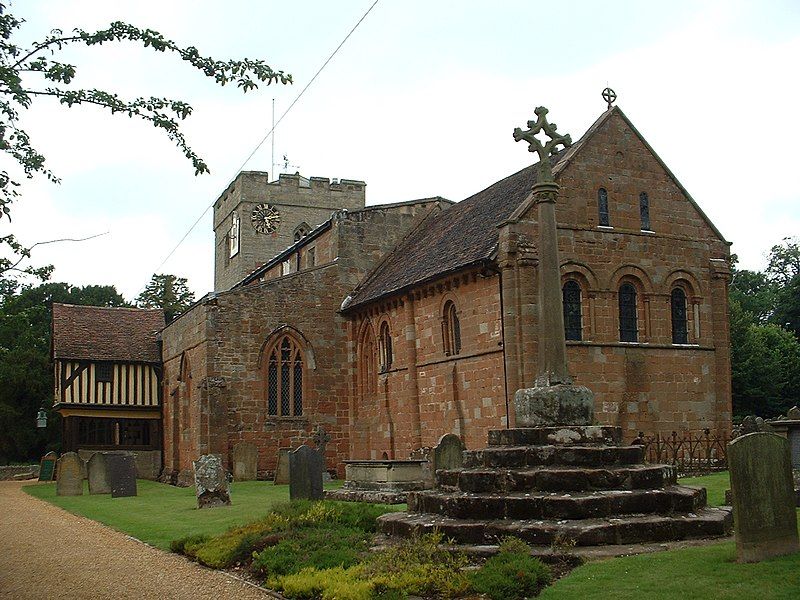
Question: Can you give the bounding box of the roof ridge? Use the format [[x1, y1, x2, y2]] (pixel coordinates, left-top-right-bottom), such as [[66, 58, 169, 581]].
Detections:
[[52, 302, 162, 313], [342, 201, 450, 311]]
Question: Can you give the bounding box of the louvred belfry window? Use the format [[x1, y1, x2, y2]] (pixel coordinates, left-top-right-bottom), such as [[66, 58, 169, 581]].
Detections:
[[562, 280, 582, 341], [267, 336, 303, 416]]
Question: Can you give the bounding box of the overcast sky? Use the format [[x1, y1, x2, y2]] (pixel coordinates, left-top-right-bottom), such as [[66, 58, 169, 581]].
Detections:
[[6, 0, 800, 300]]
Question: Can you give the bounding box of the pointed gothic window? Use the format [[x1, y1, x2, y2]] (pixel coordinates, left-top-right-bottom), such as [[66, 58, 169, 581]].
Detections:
[[267, 336, 303, 416], [562, 280, 582, 341], [360, 326, 377, 397], [598, 188, 610, 226], [443, 301, 461, 356], [671, 287, 689, 344], [640, 192, 651, 231], [378, 321, 392, 372], [619, 283, 638, 342]]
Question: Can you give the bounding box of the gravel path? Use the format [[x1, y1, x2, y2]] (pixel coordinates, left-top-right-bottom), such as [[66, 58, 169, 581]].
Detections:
[[0, 480, 276, 600]]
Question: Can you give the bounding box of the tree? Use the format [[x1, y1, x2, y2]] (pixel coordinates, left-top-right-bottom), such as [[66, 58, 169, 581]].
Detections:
[[0, 282, 128, 462], [136, 273, 194, 323], [0, 3, 291, 277]]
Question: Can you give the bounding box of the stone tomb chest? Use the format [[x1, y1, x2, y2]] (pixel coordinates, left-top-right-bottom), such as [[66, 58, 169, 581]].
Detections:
[[326, 459, 431, 504]]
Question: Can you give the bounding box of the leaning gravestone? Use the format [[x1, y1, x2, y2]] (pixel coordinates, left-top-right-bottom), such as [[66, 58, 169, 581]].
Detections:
[[107, 453, 137, 498], [728, 432, 799, 562], [193, 454, 231, 508], [289, 445, 323, 501], [56, 452, 83, 496], [273, 448, 291, 484], [432, 433, 465, 472], [87, 452, 112, 495], [232, 442, 258, 481]]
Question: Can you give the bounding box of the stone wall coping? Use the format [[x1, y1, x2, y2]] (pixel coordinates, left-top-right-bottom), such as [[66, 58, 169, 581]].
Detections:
[[343, 459, 428, 466]]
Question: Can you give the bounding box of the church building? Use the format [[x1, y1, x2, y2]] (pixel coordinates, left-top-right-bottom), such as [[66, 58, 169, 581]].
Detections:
[[160, 104, 732, 481]]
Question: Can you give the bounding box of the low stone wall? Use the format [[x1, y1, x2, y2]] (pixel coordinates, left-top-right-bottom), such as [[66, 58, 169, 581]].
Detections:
[[76, 450, 162, 481], [0, 465, 40, 480]]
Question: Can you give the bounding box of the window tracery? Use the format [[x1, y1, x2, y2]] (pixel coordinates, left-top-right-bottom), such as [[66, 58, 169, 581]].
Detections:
[[267, 335, 303, 416]]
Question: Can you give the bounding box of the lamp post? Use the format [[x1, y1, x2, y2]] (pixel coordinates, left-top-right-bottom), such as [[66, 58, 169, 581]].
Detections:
[[36, 408, 48, 429]]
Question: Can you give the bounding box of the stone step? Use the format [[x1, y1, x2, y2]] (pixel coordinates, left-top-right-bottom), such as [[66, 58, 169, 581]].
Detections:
[[437, 464, 677, 493], [407, 486, 706, 521], [488, 426, 622, 447], [377, 506, 732, 547], [463, 445, 645, 469]]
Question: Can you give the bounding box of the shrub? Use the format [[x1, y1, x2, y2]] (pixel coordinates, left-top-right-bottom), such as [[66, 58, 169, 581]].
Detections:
[[471, 538, 551, 600], [272, 532, 471, 600], [170, 534, 210, 555], [252, 525, 369, 576]]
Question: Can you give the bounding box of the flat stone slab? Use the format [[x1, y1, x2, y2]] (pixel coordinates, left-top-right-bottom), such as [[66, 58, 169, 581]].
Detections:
[[325, 489, 409, 505], [488, 426, 622, 447], [438, 464, 676, 493], [464, 445, 645, 469], [408, 485, 706, 521], [378, 507, 732, 546]]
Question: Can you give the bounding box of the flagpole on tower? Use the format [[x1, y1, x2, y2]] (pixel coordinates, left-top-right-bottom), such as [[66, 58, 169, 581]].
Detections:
[[271, 98, 276, 180]]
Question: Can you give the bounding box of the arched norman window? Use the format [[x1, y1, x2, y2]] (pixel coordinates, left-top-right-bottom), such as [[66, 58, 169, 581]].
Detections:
[[443, 300, 461, 356], [598, 188, 610, 226], [360, 325, 377, 396], [671, 287, 689, 344], [267, 336, 303, 416], [378, 321, 392, 373], [640, 192, 651, 231], [562, 280, 582, 341], [619, 283, 638, 342]]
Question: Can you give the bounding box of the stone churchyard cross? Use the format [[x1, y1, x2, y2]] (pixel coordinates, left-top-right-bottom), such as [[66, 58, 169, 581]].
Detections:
[[312, 425, 331, 456], [513, 106, 594, 426]]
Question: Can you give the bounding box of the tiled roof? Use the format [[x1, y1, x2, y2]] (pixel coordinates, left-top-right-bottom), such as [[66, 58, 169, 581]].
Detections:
[[344, 107, 647, 310], [343, 163, 543, 309], [52, 303, 164, 363]]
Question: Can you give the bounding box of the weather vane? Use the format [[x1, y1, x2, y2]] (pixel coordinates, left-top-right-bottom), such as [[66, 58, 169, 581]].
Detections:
[[513, 106, 572, 182], [602, 87, 617, 109]]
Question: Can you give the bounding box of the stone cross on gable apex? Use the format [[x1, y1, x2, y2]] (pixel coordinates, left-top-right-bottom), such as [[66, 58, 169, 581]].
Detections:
[[513, 106, 572, 182], [312, 425, 331, 456]]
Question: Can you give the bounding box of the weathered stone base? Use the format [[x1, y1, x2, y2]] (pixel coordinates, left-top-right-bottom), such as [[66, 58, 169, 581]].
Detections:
[[197, 490, 232, 509], [325, 489, 409, 505], [379, 424, 732, 549], [378, 507, 732, 546], [514, 384, 595, 427]]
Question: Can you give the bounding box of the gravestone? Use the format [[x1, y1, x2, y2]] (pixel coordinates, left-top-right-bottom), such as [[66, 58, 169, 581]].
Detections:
[[107, 453, 138, 498], [38, 451, 58, 482], [273, 448, 291, 484], [728, 432, 799, 562], [193, 454, 231, 508], [432, 433, 465, 472], [289, 445, 323, 501], [56, 452, 83, 496], [87, 452, 112, 495], [232, 442, 258, 481]]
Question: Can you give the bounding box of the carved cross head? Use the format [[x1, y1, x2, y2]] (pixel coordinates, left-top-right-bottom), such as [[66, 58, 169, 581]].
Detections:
[[513, 106, 572, 182], [312, 425, 331, 454]]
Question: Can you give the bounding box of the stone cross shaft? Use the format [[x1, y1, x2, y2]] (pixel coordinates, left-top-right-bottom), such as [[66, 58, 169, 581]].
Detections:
[[514, 106, 573, 386]]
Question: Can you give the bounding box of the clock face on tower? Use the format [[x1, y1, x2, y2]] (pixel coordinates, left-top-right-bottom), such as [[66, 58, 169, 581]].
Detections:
[[251, 203, 281, 234]]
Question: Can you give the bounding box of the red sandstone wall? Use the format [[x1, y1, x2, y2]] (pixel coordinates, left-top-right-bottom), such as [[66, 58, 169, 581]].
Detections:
[[351, 270, 506, 458]]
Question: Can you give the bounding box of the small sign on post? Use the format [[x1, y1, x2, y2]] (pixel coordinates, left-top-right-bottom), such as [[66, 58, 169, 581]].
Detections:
[[38, 451, 57, 482]]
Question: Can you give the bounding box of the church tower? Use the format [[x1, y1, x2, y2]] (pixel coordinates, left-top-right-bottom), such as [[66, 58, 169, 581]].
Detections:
[[212, 171, 366, 291]]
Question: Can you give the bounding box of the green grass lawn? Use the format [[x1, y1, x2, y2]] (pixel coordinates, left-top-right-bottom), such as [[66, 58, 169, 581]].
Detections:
[[24, 479, 344, 550], [540, 471, 800, 600]]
